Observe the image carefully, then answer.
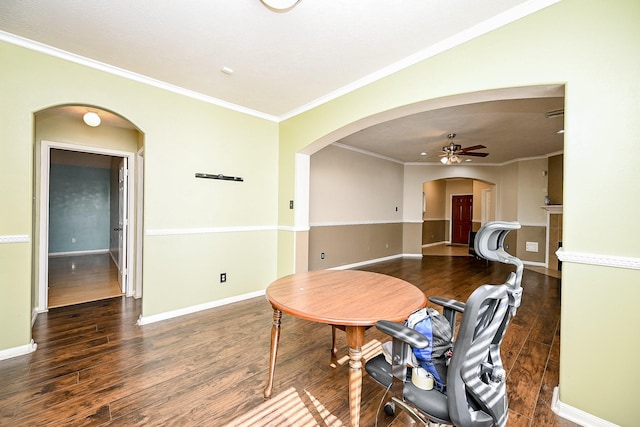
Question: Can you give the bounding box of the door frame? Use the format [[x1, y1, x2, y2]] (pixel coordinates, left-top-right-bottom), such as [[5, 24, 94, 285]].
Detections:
[[37, 140, 137, 312]]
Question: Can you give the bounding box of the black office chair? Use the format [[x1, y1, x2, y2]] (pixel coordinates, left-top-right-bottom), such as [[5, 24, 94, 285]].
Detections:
[[365, 221, 523, 427]]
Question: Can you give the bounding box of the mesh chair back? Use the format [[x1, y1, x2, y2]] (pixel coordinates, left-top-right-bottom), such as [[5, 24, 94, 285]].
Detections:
[[447, 221, 524, 427]]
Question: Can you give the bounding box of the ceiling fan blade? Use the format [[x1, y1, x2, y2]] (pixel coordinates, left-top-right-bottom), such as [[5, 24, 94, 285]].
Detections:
[[458, 152, 489, 157], [458, 145, 487, 152]]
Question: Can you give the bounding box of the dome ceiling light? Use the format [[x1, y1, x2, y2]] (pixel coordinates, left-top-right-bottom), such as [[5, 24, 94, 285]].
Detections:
[[83, 111, 101, 127]]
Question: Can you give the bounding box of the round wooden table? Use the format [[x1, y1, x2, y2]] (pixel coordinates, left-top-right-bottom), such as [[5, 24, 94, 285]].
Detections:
[[263, 269, 426, 427]]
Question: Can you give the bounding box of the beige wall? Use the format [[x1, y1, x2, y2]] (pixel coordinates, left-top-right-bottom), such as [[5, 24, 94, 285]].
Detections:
[[309, 223, 403, 270], [548, 154, 563, 205], [309, 144, 406, 267], [309, 144, 404, 224], [422, 220, 446, 245], [423, 179, 446, 219], [516, 225, 546, 264]]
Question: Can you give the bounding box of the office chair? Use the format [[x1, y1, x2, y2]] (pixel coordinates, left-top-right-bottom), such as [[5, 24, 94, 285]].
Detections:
[[365, 221, 523, 427]]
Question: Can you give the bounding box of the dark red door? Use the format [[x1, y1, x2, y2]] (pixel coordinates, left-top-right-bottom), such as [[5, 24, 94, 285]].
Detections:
[[452, 195, 473, 244]]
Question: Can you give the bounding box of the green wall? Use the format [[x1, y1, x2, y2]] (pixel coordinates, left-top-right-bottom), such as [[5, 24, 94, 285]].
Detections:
[[1, 0, 639, 425], [277, 1, 640, 425], [0, 38, 279, 349]]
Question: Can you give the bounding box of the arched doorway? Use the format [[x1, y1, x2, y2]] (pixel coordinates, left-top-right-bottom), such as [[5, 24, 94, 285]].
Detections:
[[33, 105, 144, 311], [422, 178, 496, 255], [299, 84, 562, 271]]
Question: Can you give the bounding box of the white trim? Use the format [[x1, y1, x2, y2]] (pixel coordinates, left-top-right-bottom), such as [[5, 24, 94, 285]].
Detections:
[[329, 254, 421, 271], [280, 0, 562, 120], [309, 220, 405, 227], [333, 143, 404, 165], [0, 340, 37, 361], [556, 249, 640, 270], [0, 1, 560, 123], [294, 153, 310, 231], [522, 260, 546, 268], [135, 147, 144, 299], [31, 308, 40, 326], [406, 152, 564, 167], [517, 221, 547, 228], [422, 241, 448, 248], [0, 30, 278, 123], [551, 387, 620, 427], [0, 235, 30, 244], [136, 290, 265, 325], [39, 140, 137, 312], [145, 225, 278, 236], [279, 225, 307, 232], [48, 249, 109, 257]]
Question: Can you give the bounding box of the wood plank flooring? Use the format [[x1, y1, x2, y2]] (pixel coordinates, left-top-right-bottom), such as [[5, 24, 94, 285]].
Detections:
[[48, 254, 123, 308], [0, 256, 578, 426]]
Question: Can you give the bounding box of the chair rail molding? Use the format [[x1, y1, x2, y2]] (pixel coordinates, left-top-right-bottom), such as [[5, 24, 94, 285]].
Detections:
[[0, 235, 30, 244], [556, 249, 640, 270]]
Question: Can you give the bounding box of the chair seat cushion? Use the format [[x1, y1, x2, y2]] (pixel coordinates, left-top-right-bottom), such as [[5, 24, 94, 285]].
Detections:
[[365, 354, 451, 423]]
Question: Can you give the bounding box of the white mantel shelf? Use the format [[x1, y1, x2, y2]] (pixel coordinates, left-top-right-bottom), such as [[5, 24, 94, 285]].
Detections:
[[542, 205, 563, 214]]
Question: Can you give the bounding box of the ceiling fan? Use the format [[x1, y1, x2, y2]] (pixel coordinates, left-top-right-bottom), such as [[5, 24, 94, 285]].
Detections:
[[439, 133, 489, 165]]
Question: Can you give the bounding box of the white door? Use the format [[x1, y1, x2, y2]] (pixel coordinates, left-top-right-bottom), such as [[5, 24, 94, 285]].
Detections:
[[117, 158, 128, 292]]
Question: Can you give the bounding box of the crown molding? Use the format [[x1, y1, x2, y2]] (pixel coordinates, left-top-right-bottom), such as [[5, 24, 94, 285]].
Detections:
[[279, 0, 563, 120], [0, 30, 279, 122]]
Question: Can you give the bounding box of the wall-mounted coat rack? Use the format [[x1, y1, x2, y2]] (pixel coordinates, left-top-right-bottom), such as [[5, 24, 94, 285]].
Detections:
[[195, 173, 244, 182]]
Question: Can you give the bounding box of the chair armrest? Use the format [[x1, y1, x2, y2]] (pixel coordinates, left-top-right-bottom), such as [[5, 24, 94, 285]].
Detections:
[[376, 320, 430, 349], [428, 296, 466, 330], [428, 296, 466, 313]]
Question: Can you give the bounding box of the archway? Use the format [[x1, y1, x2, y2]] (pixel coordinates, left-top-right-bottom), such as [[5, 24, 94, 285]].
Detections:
[[33, 105, 144, 311], [421, 177, 496, 254], [299, 84, 563, 271]]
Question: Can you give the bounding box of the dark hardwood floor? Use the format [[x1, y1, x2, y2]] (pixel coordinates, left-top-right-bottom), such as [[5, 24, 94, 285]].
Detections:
[[0, 256, 578, 426]]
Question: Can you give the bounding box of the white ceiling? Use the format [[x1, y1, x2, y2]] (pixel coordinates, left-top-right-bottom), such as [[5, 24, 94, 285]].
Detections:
[[0, 0, 564, 164]]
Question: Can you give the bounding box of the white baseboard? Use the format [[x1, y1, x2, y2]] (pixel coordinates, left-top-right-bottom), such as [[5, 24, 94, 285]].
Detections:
[[522, 260, 546, 267], [330, 253, 424, 270], [551, 387, 619, 427], [136, 290, 266, 326], [422, 241, 448, 248], [31, 307, 40, 326], [0, 339, 37, 361], [48, 249, 109, 257]]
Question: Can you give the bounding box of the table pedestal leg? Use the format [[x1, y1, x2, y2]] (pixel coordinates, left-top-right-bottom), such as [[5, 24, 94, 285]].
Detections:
[[345, 326, 366, 427], [264, 308, 282, 399]]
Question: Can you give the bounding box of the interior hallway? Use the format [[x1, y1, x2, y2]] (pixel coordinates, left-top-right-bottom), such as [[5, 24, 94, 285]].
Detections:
[[48, 253, 123, 308]]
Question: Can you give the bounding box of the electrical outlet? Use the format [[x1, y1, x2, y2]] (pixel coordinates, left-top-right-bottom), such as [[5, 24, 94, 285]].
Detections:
[[525, 242, 539, 252], [220, 273, 227, 283], [320, 252, 325, 260]]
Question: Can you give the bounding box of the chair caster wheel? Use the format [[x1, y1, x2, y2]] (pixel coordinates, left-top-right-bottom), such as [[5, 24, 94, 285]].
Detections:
[[384, 401, 396, 416]]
